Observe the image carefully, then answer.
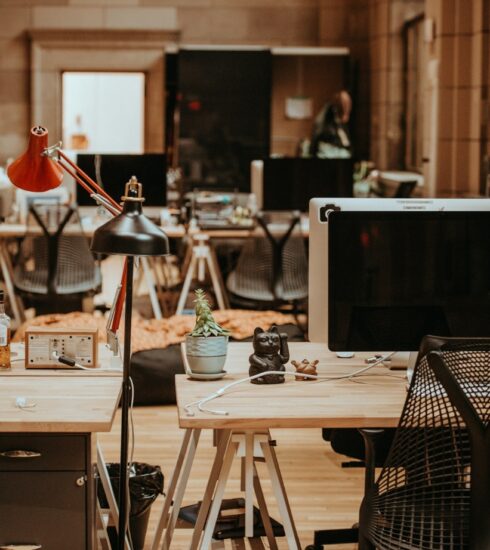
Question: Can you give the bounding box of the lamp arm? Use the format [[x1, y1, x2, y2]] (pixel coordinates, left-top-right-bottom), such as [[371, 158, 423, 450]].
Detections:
[[44, 143, 127, 336], [91, 193, 121, 216], [43, 144, 121, 213], [57, 149, 122, 212]]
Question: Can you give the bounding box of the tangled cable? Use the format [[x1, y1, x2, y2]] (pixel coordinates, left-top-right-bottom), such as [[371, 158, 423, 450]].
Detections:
[[184, 352, 397, 417]]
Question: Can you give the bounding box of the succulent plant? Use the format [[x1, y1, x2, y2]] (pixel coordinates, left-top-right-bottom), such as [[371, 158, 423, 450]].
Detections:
[[190, 289, 230, 337]]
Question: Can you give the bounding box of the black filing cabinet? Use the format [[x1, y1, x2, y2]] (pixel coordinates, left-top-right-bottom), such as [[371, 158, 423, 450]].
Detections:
[[0, 433, 94, 549]]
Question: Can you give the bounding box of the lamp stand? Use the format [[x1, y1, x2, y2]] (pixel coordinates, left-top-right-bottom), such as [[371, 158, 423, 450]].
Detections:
[[118, 255, 134, 550]]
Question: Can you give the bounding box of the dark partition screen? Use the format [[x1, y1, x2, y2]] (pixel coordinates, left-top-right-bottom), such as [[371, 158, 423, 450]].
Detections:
[[178, 50, 271, 192], [263, 158, 353, 211]]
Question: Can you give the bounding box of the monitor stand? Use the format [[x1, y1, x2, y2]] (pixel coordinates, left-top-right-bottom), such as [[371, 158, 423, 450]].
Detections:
[[385, 351, 418, 383]]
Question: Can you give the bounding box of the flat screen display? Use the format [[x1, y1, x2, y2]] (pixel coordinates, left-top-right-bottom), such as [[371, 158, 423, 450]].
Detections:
[[76, 154, 166, 207], [178, 50, 271, 192], [263, 158, 353, 212], [328, 211, 490, 351]]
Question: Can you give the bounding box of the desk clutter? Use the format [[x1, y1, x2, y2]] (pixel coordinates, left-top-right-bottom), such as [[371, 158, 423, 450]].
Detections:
[[249, 326, 289, 384], [12, 310, 296, 354]]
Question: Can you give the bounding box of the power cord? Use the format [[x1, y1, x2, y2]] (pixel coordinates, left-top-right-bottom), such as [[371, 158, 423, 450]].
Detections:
[[51, 351, 121, 371], [184, 354, 394, 417]]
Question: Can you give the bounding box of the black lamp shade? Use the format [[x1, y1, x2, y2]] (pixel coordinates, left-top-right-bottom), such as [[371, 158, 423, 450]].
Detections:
[[91, 199, 169, 257]]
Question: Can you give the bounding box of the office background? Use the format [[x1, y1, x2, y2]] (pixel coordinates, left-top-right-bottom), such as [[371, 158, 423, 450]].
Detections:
[[1, 0, 489, 198]]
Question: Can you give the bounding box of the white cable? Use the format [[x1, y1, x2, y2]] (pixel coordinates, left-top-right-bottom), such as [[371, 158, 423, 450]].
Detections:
[[125, 375, 135, 550], [51, 351, 121, 371], [184, 353, 396, 417]]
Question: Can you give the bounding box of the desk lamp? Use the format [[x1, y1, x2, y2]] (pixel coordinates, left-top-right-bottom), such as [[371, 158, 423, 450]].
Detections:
[[7, 126, 126, 344], [8, 126, 170, 550], [92, 177, 169, 549]]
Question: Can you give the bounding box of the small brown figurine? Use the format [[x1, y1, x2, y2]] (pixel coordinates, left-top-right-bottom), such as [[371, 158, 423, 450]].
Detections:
[[249, 326, 289, 384], [292, 359, 319, 381]]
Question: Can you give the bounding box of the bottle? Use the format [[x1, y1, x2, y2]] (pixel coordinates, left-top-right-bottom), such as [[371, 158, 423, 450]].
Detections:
[[70, 115, 89, 150], [0, 291, 11, 370]]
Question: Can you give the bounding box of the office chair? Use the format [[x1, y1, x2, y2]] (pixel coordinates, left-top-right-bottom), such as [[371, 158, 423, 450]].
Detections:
[[226, 210, 308, 313], [14, 203, 101, 313], [358, 335, 490, 550]]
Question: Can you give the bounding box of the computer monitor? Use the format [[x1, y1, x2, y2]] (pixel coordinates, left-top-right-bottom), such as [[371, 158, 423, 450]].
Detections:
[[257, 158, 353, 212], [76, 154, 166, 207], [309, 198, 490, 356]]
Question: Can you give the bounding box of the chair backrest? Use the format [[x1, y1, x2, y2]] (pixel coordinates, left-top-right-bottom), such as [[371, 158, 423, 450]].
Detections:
[[363, 335, 490, 550], [15, 203, 99, 295], [226, 210, 308, 304]]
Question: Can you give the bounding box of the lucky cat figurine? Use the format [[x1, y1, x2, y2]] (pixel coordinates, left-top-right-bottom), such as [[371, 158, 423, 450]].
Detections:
[[249, 326, 289, 384]]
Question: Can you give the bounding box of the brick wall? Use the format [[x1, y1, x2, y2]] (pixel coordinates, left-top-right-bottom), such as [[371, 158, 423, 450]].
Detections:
[[424, 0, 489, 196], [0, 0, 331, 164]]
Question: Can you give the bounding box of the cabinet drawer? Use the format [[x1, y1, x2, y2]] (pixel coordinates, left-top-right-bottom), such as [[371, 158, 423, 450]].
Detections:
[[0, 434, 86, 471], [0, 471, 87, 549]]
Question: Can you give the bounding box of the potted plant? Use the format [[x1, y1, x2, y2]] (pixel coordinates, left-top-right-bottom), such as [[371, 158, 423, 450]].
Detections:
[[185, 289, 229, 374]]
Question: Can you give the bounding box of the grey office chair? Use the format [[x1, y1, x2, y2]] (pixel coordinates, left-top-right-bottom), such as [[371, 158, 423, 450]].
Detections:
[[14, 203, 101, 313], [226, 210, 308, 311], [359, 335, 490, 550]]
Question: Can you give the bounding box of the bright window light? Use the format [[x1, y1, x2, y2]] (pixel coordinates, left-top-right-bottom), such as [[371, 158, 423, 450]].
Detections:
[[62, 72, 145, 154]]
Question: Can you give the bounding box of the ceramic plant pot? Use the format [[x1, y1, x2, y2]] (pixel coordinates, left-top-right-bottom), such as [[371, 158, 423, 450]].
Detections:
[[185, 334, 229, 374]]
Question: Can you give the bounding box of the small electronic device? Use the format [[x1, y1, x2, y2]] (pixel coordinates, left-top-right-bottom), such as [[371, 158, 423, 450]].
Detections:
[[25, 327, 98, 369]]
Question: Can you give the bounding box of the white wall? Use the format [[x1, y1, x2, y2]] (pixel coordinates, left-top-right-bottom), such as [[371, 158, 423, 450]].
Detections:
[[62, 72, 145, 154]]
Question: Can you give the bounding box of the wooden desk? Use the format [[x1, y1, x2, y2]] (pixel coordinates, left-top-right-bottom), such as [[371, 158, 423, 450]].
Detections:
[[0, 346, 121, 549], [152, 342, 407, 550]]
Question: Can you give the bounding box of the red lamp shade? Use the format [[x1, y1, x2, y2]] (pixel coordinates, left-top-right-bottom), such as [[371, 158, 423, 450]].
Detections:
[[7, 126, 63, 192]]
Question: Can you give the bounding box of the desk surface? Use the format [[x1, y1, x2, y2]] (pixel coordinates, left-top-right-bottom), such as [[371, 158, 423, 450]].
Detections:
[[0, 217, 309, 240], [176, 342, 407, 430], [0, 221, 186, 239], [0, 344, 121, 433]]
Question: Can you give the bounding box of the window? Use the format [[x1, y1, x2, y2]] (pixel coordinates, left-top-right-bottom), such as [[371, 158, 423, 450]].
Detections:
[[62, 72, 145, 154]]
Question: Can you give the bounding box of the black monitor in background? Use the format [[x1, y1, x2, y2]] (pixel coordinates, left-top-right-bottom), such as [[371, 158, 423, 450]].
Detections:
[[328, 210, 490, 352], [76, 154, 166, 207], [262, 158, 353, 212]]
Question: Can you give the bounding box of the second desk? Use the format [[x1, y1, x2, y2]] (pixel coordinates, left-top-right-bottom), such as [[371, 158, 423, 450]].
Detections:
[[153, 342, 407, 549]]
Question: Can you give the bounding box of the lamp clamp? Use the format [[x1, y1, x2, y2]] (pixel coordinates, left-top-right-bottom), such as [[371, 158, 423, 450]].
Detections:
[[121, 176, 145, 203], [42, 141, 63, 159]]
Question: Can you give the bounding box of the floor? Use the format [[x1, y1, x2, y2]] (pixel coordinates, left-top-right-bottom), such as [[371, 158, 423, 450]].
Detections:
[[98, 405, 363, 549]]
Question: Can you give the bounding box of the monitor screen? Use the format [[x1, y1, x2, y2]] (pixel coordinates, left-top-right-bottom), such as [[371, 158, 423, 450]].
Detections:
[[262, 158, 353, 212], [76, 154, 166, 207], [328, 210, 490, 351]]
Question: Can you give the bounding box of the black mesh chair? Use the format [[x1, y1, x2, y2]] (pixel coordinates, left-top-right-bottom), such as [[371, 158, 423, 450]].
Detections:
[[226, 211, 308, 311], [359, 335, 490, 550], [14, 203, 101, 313]]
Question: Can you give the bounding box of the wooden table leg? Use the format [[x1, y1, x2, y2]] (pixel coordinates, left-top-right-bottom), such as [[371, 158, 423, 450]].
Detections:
[[140, 256, 163, 320], [190, 430, 232, 550], [244, 432, 255, 538], [96, 443, 131, 550], [205, 243, 230, 309], [260, 435, 301, 550], [199, 436, 240, 549], [175, 254, 197, 314], [162, 428, 201, 550], [151, 428, 196, 550], [253, 463, 278, 550]]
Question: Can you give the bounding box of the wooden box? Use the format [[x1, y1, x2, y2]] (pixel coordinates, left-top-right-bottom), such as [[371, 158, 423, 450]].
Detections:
[[25, 327, 98, 369]]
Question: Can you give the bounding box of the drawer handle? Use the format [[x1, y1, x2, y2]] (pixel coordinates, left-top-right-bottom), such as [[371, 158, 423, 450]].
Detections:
[[0, 546, 42, 549], [0, 450, 42, 459]]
